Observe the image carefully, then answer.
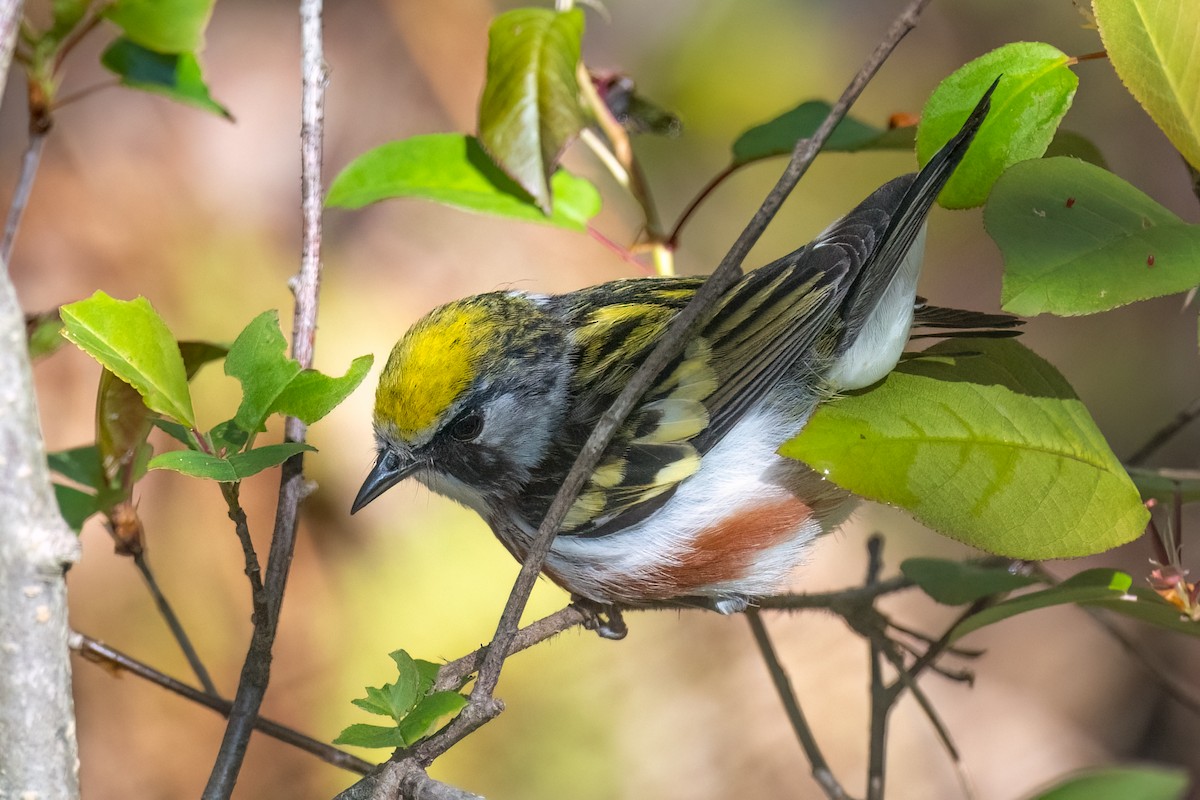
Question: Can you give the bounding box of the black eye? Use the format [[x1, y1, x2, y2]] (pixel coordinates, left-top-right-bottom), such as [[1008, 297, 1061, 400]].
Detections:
[[449, 410, 483, 442]]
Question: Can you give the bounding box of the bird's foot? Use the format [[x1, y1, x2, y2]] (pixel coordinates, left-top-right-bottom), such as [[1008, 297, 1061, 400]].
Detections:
[[571, 596, 628, 640]]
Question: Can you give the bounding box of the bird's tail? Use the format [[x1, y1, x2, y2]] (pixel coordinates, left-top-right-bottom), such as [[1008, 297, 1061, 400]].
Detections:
[[828, 77, 999, 389]]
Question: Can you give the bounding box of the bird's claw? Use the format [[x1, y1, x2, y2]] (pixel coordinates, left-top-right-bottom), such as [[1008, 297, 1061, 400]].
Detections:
[[571, 596, 628, 640]]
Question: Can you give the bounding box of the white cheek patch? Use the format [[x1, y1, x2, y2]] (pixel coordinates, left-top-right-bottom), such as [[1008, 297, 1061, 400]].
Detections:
[[479, 392, 558, 475]]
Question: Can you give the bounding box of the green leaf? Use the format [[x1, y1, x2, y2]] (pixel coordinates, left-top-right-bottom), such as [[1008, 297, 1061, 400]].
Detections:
[[478, 8, 586, 212], [381, 650, 422, 720], [950, 569, 1133, 641], [60, 292, 196, 427], [271, 355, 373, 427], [987, 158, 1200, 316], [327, 134, 600, 231], [1042, 130, 1107, 169], [225, 311, 372, 433], [1128, 467, 1200, 504], [48, 445, 104, 490], [27, 311, 65, 360], [1028, 766, 1188, 800], [412, 658, 440, 694], [148, 443, 314, 481], [103, 0, 214, 53], [209, 419, 249, 453], [152, 418, 193, 448], [97, 368, 155, 497], [732, 102, 913, 165], [917, 43, 1078, 209], [1084, 586, 1200, 638], [101, 38, 231, 119], [901, 558, 1039, 605], [1093, 0, 1200, 172], [54, 483, 100, 532], [331, 723, 407, 749], [178, 340, 228, 379], [398, 691, 468, 746], [225, 311, 301, 433], [781, 339, 1148, 559], [52, 0, 89, 35]]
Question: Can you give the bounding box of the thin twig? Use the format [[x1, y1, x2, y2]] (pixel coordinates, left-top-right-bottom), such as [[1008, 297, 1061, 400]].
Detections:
[[865, 536, 887, 800], [434, 605, 587, 692], [201, 0, 327, 795], [746, 608, 848, 800], [1083, 607, 1200, 716], [1126, 395, 1200, 467], [132, 552, 219, 696], [666, 163, 736, 248], [69, 630, 373, 775], [1, 125, 45, 263], [220, 482, 267, 614]]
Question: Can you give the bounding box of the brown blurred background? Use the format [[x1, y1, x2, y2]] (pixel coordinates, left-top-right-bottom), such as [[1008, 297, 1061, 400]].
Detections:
[[7, 0, 1200, 797]]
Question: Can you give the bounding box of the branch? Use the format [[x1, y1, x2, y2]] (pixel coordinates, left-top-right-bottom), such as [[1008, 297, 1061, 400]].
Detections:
[[746, 609, 849, 800], [70, 631, 373, 775], [1, 123, 46, 263], [133, 552, 219, 696], [1126, 394, 1200, 467], [202, 0, 327, 795], [0, 2, 82, 797]]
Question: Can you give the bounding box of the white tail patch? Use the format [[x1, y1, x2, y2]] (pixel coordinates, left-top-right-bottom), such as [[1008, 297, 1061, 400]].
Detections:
[[827, 224, 927, 390]]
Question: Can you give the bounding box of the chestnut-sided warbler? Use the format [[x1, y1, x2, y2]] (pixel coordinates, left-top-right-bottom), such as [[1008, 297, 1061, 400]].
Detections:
[[353, 83, 1005, 616]]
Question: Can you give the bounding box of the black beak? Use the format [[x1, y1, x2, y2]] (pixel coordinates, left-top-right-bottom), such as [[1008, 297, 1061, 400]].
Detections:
[[351, 450, 417, 514]]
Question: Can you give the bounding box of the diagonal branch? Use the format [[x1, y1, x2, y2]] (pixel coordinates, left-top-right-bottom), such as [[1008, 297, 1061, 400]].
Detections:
[[747, 608, 849, 800]]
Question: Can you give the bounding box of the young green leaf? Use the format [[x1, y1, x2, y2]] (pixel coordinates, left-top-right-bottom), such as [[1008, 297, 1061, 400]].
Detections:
[[209, 419, 249, 453], [917, 43, 1077, 209], [61, 292, 196, 428], [949, 569, 1133, 641], [54, 484, 101, 532], [331, 723, 407, 749], [225, 311, 301, 433], [270, 356, 373, 427], [178, 340, 228, 379], [398, 692, 469, 746], [987, 158, 1200, 316], [781, 339, 1148, 560], [1027, 766, 1188, 800], [732, 102, 913, 166], [225, 311, 374, 433], [478, 7, 586, 212], [153, 418, 194, 448], [149, 443, 314, 481], [1093, 0, 1200, 172], [901, 558, 1039, 606], [103, 0, 214, 54], [101, 38, 231, 119], [327, 134, 600, 231]]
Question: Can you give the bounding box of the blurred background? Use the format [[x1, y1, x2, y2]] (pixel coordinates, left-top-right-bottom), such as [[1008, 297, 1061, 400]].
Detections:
[[7, 0, 1200, 797]]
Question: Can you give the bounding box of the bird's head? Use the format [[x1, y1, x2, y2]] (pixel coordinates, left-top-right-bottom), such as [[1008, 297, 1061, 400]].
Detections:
[[351, 291, 570, 518]]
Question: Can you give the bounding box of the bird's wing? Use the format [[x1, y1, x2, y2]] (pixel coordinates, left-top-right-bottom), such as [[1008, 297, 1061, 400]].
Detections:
[[525, 81, 1000, 537]]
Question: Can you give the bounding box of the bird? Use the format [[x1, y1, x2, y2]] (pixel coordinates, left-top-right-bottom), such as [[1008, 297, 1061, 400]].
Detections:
[[352, 81, 1008, 633]]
